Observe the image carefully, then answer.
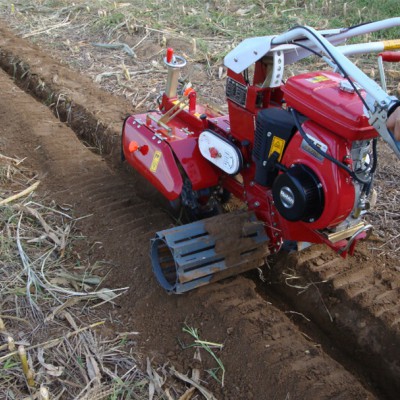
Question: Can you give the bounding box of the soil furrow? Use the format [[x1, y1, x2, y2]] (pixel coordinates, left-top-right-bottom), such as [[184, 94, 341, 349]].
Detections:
[[266, 248, 400, 398], [0, 22, 397, 398], [0, 69, 376, 398]]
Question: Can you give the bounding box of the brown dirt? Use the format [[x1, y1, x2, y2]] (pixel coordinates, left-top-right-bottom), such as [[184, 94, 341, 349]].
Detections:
[[266, 245, 400, 397], [0, 55, 376, 400], [0, 21, 399, 399]]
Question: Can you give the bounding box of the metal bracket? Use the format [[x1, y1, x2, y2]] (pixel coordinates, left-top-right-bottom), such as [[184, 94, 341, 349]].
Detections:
[[337, 224, 373, 255], [367, 96, 400, 158], [147, 114, 172, 136]]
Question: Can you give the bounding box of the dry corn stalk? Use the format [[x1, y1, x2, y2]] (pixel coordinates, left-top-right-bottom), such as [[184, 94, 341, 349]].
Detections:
[[18, 345, 35, 388], [8, 336, 16, 352], [0, 180, 40, 206]]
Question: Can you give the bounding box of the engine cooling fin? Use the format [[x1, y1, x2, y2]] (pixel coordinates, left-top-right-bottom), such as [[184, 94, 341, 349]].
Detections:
[[151, 211, 269, 293]]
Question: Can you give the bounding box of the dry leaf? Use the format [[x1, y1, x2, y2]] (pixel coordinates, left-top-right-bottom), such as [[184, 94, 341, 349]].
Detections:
[[235, 5, 255, 16], [178, 387, 196, 400], [86, 354, 101, 384], [147, 357, 165, 399], [192, 348, 201, 384], [37, 348, 64, 377], [170, 368, 217, 400]]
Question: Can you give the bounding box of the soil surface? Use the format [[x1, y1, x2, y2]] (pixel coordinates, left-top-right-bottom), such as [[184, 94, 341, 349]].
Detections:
[[1, 22, 399, 400]]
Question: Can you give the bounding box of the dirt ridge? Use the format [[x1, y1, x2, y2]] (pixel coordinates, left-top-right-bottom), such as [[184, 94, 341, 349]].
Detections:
[[0, 24, 130, 161], [267, 247, 400, 398]]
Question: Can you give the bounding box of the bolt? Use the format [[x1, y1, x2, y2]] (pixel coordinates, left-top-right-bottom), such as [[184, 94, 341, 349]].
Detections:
[[273, 222, 277, 227], [271, 212, 275, 216], [234, 58, 238, 62], [152, 136, 156, 140], [254, 201, 260, 207], [263, 161, 267, 166], [309, 218, 315, 223], [274, 233, 279, 237], [267, 132, 272, 137], [250, 181, 255, 187]]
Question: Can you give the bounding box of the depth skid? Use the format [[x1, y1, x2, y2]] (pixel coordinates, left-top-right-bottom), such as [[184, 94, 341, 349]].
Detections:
[[151, 211, 269, 293]]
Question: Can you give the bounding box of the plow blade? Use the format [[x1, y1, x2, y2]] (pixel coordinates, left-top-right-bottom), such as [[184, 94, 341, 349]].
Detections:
[[151, 211, 269, 293]]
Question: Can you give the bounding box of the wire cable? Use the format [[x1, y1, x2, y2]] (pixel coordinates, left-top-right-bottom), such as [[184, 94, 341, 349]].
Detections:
[[290, 108, 373, 185], [287, 25, 370, 111], [287, 41, 323, 58]]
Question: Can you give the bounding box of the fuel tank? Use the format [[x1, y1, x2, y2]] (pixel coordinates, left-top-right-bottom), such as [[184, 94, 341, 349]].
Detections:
[[282, 71, 379, 141]]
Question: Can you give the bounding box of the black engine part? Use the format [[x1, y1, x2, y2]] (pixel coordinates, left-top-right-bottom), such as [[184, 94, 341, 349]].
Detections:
[[253, 108, 298, 187], [272, 164, 324, 222]]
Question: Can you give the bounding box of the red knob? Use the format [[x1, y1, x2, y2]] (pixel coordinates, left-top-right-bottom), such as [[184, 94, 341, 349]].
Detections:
[[166, 48, 174, 63], [129, 141, 140, 153], [209, 147, 220, 159], [379, 51, 400, 62]]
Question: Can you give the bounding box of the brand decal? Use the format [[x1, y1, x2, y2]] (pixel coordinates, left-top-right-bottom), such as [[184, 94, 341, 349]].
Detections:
[[307, 75, 330, 83], [280, 186, 295, 208], [301, 134, 327, 162], [226, 77, 248, 107], [150, 151, 162, 173]]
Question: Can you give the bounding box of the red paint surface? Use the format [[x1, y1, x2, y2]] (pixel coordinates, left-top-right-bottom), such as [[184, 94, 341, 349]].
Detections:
[[123, 60, 379, 257], [283, 71, 378, 140]]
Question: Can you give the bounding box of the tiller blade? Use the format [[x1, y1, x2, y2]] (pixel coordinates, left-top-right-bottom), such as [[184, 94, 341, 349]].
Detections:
[[151, 211, 269, 293]]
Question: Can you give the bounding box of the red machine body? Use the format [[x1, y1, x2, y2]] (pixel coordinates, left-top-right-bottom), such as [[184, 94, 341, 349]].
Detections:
[[122, 53, 380, 258]]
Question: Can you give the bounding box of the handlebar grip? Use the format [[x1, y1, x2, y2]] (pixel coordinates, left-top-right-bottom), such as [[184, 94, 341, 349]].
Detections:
[[379, 51, 400, 62]]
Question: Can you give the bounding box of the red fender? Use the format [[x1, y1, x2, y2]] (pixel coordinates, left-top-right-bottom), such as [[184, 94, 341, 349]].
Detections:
[[169, 137, 219, 191], [122, 115, 218, 201]]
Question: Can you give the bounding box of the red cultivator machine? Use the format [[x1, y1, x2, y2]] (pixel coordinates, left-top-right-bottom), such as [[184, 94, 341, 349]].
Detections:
[[122, 19, 400, 293]]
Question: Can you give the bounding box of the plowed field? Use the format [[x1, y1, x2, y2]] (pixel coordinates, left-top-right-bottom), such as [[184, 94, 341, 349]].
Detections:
[[0, 21, 399, 400]]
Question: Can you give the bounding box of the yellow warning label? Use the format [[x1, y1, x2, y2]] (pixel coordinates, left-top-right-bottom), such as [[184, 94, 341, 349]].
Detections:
[[307, 75, 330, 83], [383, 39, 400, 50], [150, 151, 162, 173], [268, 137, 286, 161]]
